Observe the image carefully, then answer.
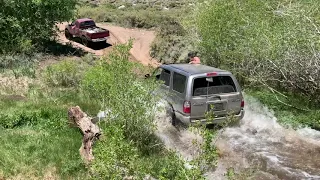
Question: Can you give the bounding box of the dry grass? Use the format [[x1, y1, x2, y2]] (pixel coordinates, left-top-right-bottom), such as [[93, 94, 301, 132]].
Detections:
[[0, 74, 36, 96]]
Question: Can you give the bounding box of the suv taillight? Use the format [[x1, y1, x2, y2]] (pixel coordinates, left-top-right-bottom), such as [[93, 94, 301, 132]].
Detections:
[[241, 99, 244, 108], [183, 101, 191, 114]]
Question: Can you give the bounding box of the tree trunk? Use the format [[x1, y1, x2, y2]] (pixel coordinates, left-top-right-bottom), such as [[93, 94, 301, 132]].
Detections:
[[68, 106, 101, 164]]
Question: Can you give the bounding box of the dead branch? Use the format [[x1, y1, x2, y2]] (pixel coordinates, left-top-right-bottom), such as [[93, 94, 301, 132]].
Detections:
[[68, 106, 101, 164], [260, 81, 311, 112]]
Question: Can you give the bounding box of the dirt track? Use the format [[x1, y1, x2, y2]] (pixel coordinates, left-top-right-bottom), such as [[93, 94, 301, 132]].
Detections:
[[57, 23, 160, 67]]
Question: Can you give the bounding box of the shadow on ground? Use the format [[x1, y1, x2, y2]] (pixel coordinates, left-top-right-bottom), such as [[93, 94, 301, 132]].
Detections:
[[42, 40, 86, 57], [91, 42, 112, 50], [71, 37, 112, 51]]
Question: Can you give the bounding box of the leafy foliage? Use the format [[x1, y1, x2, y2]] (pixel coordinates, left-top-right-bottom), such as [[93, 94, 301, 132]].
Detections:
[[81, 40, 163, 152], [195, 0, 320, 102], [248, 89, 320, 130], [81, 42, 206, 179], [0, 54, 37, 78], [44, 59, 88, 87], [0, 0, 77, 54], [0, 97, 70, 130]]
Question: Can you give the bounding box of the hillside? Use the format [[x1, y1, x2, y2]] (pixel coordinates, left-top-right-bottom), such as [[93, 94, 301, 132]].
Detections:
[[0, 0, 320, 179]]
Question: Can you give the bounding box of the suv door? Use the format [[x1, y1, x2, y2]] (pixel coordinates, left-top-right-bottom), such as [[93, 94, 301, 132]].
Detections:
[[152, 67, 171, 97], [171, 72, 187, 116]]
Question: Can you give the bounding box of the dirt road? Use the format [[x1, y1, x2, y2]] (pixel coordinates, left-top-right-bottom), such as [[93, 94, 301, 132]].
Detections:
[[57, 23, 160, 67]]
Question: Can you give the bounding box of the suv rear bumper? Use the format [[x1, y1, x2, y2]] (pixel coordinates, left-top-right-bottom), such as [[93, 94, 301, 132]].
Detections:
[[175, 110, 245, 125]]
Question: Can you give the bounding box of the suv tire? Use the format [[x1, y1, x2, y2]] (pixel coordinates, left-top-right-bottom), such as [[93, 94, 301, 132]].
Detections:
[[167, 105, 177, 127]]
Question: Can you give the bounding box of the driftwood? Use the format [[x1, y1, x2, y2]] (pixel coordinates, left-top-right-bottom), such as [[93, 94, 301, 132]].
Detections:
[[68, 106, 101, 164]]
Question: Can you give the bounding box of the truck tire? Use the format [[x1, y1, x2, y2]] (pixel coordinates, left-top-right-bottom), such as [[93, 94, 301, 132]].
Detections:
[[81, 36, 89, 47], [65, 29, 71, 40]]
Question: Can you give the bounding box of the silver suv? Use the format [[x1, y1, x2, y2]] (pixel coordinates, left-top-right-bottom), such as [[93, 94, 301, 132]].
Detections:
[[148, 64, 245, 126]]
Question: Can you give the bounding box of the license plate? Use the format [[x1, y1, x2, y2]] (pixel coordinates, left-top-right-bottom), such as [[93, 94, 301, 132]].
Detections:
[[208, 103, 224, 111]]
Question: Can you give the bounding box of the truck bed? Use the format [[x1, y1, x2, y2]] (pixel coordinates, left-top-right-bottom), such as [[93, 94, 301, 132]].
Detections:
[[82, 27, 107, 34]]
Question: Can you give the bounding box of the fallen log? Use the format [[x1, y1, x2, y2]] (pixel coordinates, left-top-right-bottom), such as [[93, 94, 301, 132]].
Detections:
[[68, 106, 101, 164]]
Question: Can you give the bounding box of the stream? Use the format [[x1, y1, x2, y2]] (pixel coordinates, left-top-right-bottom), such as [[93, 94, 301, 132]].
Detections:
[[155, 95, 320, 180]]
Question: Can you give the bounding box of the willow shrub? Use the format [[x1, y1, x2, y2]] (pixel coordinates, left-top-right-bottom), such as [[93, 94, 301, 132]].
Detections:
[[81, 40, 162, 153], [195, 0, 320, 102], [0, 0, 77, 54], [81, 41, 206, 179]]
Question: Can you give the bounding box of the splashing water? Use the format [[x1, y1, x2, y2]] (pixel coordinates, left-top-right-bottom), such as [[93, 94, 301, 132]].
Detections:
[[154, 100, 203, 161], [154, 96, 320, 180]]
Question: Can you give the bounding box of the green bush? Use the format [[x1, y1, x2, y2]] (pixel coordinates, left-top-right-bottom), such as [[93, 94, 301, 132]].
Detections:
[[0, 0, 77, 54], [81, 41, 206, 179], [81, 41, 161, 151], [150, 35, 196, 64], [0, 54, 37, 78], [77, 4, 187, 29], [195, 0, 320, 102], [247, 89, 320, 129], [147, 7, 196, 64], [44, 59, 87, 87], [0, 104, 68, 129]]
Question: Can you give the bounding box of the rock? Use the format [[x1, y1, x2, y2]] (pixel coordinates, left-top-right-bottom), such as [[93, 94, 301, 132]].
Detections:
[[118, 5, 125, 9], [246, 128, 258, 135]]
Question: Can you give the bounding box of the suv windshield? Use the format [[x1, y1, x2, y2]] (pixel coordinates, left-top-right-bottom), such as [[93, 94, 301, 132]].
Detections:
[[193, 76, 237, 96]]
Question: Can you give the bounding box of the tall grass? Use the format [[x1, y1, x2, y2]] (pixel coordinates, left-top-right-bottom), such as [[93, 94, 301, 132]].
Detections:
[[0, 96, 89, 179], [247, 89, 320, 130]]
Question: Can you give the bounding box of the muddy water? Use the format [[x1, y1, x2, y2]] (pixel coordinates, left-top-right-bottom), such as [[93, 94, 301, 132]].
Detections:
[[155, 95, 320, 180]]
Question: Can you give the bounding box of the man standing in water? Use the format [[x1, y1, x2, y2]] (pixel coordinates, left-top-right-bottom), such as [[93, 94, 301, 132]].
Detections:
[[188, 52, 201, 64]]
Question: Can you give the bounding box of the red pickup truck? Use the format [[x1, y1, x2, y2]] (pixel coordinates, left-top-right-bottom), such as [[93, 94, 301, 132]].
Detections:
[[65, 18, 110, 47]]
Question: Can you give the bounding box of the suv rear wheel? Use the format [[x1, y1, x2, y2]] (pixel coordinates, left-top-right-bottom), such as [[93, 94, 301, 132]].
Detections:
[[166, 105, 177, 127]]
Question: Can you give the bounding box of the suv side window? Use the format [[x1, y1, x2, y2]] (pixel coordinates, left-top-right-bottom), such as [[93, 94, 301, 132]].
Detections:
[[159, 69, 170, 86], [172, 72, 186, 93]]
